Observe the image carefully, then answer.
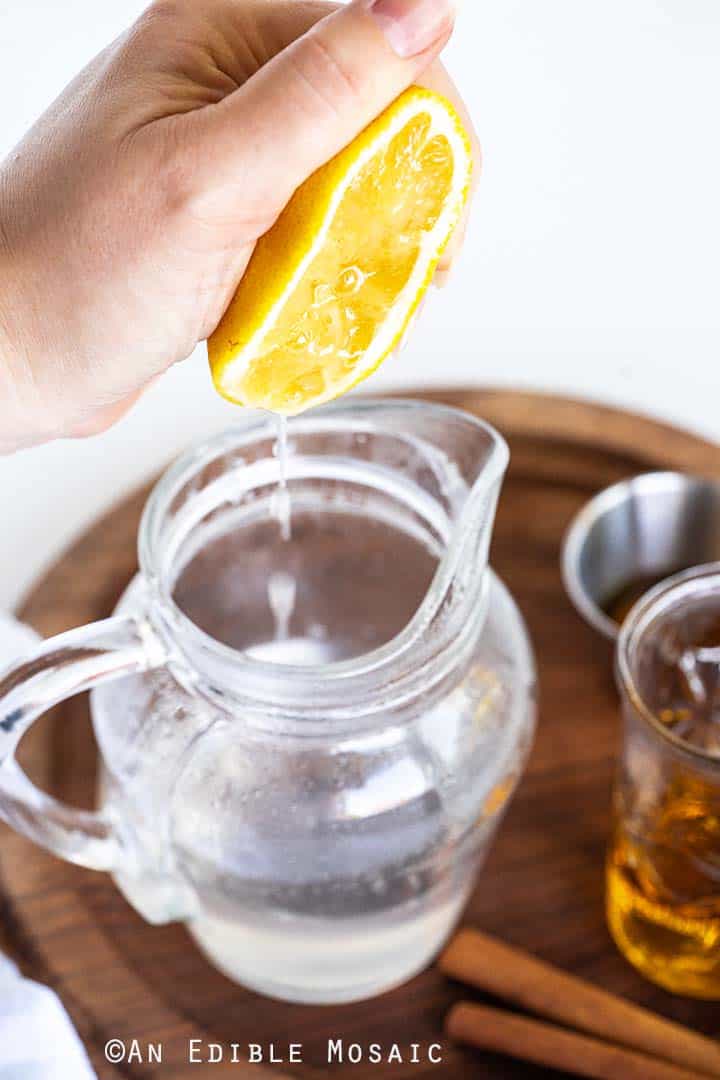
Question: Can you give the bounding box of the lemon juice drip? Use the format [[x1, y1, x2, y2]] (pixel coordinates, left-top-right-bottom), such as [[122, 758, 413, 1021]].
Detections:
[[268, 416, 296, 646], [270, 414, 292, 543]]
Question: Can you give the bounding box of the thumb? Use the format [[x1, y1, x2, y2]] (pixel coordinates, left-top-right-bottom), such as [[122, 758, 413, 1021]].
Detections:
[[200, 0, 460, 207]]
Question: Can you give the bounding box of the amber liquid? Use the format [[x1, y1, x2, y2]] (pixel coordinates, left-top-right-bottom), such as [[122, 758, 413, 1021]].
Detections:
[[607, 607, 720, 998], [607, 797, 720, 998]]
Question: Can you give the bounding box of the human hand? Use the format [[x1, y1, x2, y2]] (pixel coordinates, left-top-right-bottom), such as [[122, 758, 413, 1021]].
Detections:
[[0, 0, 479, 450]]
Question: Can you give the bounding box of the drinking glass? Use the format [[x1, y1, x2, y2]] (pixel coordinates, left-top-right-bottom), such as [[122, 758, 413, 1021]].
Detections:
[[609, 564, 720, 998]]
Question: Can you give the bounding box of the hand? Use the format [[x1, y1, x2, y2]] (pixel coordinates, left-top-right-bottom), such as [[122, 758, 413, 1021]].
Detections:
[[0, 0, 479, 450]]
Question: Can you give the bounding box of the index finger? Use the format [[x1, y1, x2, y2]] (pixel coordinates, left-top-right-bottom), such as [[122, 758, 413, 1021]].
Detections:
[[223, 0, 480, 272]]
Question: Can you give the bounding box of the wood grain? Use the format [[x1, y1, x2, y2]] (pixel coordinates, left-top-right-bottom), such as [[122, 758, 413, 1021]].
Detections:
[[2, 389, 720, 1080]]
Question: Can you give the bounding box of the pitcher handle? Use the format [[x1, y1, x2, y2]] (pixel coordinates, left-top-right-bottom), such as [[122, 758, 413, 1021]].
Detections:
[[0, 614, 166, 871]]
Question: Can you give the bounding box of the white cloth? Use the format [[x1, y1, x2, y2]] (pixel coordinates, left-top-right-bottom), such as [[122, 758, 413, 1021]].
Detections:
[[0, 614, 96, 1080]]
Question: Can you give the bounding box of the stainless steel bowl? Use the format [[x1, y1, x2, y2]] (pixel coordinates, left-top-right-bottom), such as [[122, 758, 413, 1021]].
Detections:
[[562, 472, 720, 640]]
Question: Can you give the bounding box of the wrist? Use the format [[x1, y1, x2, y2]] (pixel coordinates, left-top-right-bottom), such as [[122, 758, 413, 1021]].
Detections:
[[0, 300, 42, 452], [0, 208, 55, 450]]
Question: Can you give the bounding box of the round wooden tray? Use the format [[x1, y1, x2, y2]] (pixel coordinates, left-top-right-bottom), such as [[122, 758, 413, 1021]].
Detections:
[[4, 389, 720, 1079]]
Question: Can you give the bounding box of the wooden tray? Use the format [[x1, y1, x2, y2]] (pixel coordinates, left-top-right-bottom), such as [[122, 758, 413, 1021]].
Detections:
[[4, 389, 720, 1079]]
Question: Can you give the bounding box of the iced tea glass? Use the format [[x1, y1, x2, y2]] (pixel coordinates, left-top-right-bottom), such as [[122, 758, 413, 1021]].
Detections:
[[609, 564, 720, 998]]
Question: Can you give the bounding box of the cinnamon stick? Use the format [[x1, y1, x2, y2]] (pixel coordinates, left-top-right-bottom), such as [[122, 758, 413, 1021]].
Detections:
[[439, 929, 720, 1078], [446, 1002, 703, 1080]]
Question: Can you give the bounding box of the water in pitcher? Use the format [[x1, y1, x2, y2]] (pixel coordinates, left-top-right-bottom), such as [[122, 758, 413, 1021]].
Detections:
[[172, 469, 460, 999], [157, 422, 507, 1002], [172, 477, 441, 665], [93, 412, 533, 1004]]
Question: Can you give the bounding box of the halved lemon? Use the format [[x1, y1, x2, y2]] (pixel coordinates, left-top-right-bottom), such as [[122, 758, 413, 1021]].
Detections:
[[208, 87, 473, 415]]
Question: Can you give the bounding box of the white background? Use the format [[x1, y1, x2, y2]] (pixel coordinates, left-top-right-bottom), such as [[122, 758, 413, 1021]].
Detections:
[[0, 0, 718, 610]]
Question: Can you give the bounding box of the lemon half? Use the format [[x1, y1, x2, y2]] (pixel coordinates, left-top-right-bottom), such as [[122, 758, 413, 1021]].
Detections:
[[209, 87, 473, 415]]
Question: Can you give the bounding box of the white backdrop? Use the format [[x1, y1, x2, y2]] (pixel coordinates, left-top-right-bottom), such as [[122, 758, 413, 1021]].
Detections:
[[0, 1, 718, 609]]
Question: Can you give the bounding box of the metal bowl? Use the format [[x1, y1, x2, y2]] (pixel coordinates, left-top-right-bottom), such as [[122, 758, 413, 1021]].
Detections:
[[561, 472, 720, 640]]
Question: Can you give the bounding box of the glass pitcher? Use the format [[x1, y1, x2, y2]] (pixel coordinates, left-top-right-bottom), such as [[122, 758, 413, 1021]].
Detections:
[[0, 400, 536, 1005]]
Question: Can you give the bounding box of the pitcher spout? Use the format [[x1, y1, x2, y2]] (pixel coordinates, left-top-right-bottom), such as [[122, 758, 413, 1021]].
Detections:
[[386, 398, 510, 619], [363, 399, 510, 678]]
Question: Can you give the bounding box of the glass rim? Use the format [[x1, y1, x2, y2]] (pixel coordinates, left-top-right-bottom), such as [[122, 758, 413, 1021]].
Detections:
[[616, 561, 720, 767], [134, 398, 509, 723]]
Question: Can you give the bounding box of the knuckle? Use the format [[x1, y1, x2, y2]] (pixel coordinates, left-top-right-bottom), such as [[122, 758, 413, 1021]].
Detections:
[[289, 33, 364, 120], [127, 0, 194, 52], [117, 2, 189, 66], [143, 0, 186, 24]]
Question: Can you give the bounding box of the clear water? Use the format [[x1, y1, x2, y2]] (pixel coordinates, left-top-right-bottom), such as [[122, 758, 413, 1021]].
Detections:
[[172, 506, 439, 662], [95, 429, 534, 1003], [162, 439, 472, 999], [247, 570, 336, 665], [189, 877, 472, 1004], [101, 565, 529, 1003]]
